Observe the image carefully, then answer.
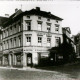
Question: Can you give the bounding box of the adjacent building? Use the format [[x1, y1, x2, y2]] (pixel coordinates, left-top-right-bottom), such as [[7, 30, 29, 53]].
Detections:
[[62, 27, 76, 52], [2, 7, 63, 68], [73, 33, 80, 58]]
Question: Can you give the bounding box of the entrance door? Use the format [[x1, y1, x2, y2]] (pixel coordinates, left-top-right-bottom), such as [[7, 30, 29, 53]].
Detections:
[[27, 53, 32, 67]]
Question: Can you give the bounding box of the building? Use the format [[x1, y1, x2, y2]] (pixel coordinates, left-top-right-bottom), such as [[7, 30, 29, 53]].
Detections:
[[73, 33, 80, 58], [2, 7, 63, 68], [62, 27, 76, 53], [0, 16, 8, 65]]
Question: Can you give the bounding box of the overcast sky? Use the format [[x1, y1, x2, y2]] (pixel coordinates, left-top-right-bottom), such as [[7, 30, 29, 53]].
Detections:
[[0, 1, 80, 35]]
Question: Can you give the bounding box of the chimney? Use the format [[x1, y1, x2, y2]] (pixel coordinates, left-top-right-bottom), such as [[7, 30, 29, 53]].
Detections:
[[36, 7, 40, 11], [5, 14, 9, 17], [15, 8, 18, 13]]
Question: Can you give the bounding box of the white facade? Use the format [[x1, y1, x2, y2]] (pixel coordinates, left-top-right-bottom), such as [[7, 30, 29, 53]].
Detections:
[[2, 9, 63, 67]]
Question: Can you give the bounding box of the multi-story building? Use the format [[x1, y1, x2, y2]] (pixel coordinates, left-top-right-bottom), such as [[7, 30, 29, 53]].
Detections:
[[0, 16, 8, 65], [73, 33, 80, 58], [2, 7, 63, 68], [62, 27, 76, 52]]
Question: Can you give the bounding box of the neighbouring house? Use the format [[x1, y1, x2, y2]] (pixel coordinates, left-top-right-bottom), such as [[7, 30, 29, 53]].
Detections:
[[0, 16, 8, 65], [2, 7, 63, 68], [49, 27, 76, 64], [73, 33, 80, 58]]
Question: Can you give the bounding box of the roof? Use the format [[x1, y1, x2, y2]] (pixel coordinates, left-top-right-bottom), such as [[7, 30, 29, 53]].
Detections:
[[23, 8, 63, 20], [0, 16, 8, 26], [3, 7, 63, 27]]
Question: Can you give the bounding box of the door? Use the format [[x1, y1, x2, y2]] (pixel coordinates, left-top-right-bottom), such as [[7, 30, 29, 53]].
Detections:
[[27, 53, 32, 67]]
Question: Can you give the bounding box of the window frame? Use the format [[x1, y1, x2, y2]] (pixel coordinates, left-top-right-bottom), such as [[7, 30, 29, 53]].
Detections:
[[25, 21, 31, 31], [37, 21, 42, 31], [55, 24, 59, 32]]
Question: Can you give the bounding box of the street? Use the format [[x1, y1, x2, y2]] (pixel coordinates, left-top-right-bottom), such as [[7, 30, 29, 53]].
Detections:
[[0, 63, 80, 80]]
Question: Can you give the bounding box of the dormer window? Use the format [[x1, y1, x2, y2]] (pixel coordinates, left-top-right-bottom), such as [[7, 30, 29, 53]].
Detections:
[[47, 18, 50, 21], [38, 16, 41, 20]]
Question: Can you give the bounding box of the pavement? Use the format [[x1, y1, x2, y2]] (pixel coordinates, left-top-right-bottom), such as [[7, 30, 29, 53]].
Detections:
[[0, 66, 56, 72]]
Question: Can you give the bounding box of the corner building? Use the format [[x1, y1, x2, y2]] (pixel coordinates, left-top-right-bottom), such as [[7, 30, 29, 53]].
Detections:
[[2, 7, 63, 68]]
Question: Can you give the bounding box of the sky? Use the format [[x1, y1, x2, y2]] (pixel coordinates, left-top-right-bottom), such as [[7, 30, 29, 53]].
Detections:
[[0, 1, 80, 35]]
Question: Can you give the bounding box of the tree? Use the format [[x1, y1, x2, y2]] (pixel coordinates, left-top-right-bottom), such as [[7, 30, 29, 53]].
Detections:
[[49, 41, 77, 64]]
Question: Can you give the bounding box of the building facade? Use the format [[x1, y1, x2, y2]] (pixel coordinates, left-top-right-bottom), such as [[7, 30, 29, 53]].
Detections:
[[73, 33, 80, 58], [62, 27, 76, 52], [2, 7, 63, 68]]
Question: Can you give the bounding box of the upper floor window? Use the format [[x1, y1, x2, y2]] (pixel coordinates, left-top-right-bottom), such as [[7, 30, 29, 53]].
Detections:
[[38, 37, 42, 46], [38, 16, 41, 20], [56, 20, 58, 23], [0, 34, 2, 40], [14, 37, 16, 47], [47, 38, 51, 46], [18, 36, 21, 47], [0, 44, 2, 51], [27, 16, 30, 19], [3, 41, 5, 50], [10, 26, 12, 35], [38, 22, 42, 31], [3, 30, 5, 38], [18, 22, 21, 32], [47, 18, 50, 21], [6, 29, 9, 37], [25, 21, 31, 31], [26, 36, 31, 46], [6, 40, 9, 49], [47, 23, 51, 32], [55, 24, 59, 32], [14, 24, 16, 33], [10, 39, 12, 48]]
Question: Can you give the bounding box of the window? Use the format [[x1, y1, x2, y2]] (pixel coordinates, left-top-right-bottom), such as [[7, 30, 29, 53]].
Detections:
[[27, 16, 30, 19], [25, 21, 31, 30], [47, 18, 50, 21], [18, 22, 21, 32], [14, 24, 16, 33], [38, 37, 42, 46], [6, 40, 8, 49], [47, 23, 51, 32], [55, 37, 60, 46], [3, 30, 5, 38], [26, 37, 31, 46], [38, 16, 41, 20], [0, 44, 2, 51], [10, 39, 12, 48], [55, 24, 59, 32], [47, 38, 51, 46], [19, 36, 21, 47], [3, 41, 5, 50], [6, 29, 8, 37], [1, 34, 2, 40], [10, 27, 12, 35], [14, 37, 16, 47], [56, 20, 58, 23], [38, 22, 42, 31]]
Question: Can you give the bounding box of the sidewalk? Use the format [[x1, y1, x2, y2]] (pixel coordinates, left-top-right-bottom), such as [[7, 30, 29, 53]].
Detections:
[[0, 66, 56, 73]]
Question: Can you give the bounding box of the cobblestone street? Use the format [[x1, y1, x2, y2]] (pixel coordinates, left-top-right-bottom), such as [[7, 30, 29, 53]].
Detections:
[[0, 63, 80, 80]]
